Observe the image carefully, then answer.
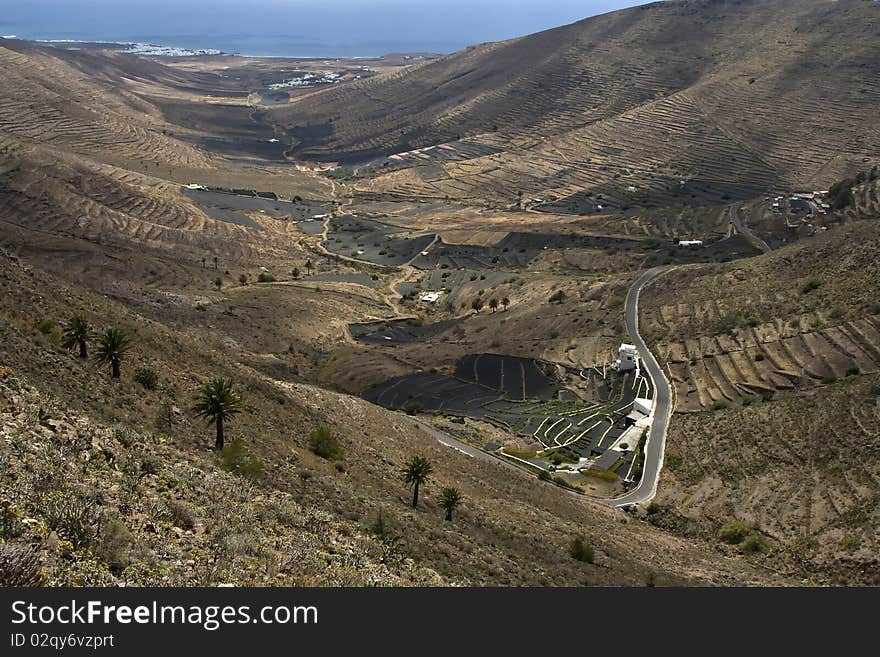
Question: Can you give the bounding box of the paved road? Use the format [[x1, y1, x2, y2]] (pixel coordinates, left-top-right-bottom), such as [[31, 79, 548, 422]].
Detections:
[[729, 204, 771, 254], [601, 266, 675, 508]]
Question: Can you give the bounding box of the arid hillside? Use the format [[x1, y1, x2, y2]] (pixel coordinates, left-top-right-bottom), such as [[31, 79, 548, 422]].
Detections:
[[277, 0, 880, 207], [638, 209, 880, 583], [0, 249, 790, 586]]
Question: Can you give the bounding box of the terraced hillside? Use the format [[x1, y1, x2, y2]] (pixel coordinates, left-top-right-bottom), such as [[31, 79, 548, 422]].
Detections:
[[0, 249, 787, 586], [277, 0, 880, 207], [637, 217, 880, 583]]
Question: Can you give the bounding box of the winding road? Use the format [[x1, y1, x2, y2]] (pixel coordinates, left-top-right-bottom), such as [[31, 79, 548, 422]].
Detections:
[[729, 204, 771, 254], [601, 266, 675, 508]]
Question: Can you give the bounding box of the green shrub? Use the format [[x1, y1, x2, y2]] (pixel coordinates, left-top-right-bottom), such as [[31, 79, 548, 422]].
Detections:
[[846, 366, 860, 377], [166, 500, 197, 531], [133, 367, 159, 390], [97, 518, 133, 572], [548, 290, 566, 304], [36, 319, 58, 336], [308, 426, 343, 461], [740, 533, 768, 554], [718, 521, 754, 545], [140, 455, 162, 476], [0, 543, 43, 586], [219, 438, 264, 480], [569, 536, 594, 563], [537, 470, 552, 482], [257, 272, 276, 283], [800, 279, 823, 294], [754, 353, 765, 362], [710, 399, 730, 411], [42, 494, 102, 550]]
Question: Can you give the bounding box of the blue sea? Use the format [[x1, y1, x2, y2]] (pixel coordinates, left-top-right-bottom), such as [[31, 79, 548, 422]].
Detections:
[[0, 0, 647, 58]]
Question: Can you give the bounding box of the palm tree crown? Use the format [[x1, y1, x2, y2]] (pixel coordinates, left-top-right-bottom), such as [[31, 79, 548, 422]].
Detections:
[[439, 487, 463, 521], [94, 328, 132, 379], [402, 456, 432, 508], [61, 315, 91, 359], [192, 378, 244, 450]]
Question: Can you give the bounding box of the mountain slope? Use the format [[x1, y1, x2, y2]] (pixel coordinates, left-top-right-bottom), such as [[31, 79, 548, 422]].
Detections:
[[276, 0, 880, 206]]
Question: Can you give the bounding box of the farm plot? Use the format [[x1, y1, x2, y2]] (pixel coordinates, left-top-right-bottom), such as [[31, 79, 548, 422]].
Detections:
[[362, 353, 644, 470], [183, 188, 327, 228], [412, 232, 649, 271], [350, 318, 462, 344], [454, 354, 558, 401], [325, 215, 434, 265]]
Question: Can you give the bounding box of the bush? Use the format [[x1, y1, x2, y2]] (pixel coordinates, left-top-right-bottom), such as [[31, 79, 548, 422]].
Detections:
[[548, 290, 566, 304], [219, 438, 264, 480], [800, 279, 823, 294], [710, 399, 730, 411], [718, 521, 767, 553], [133, 367, 159, 390], [846, 366, 860, 377], [166, 500, 196, 531], [0, 543, 43, 586], [36, 319, 58, 336], [308, 426, 343, 461], [97, 518, 133, 572], [754, 353, 765, 362], [42, 494, 102, 550], [140, 455, 162, 476], [257, 273, 277, 283], [569, 537, 594, 563]]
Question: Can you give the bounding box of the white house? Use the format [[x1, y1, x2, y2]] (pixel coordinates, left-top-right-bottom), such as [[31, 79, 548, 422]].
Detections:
[[419, 291, 442, 303], [634, 397, 653, 416], [677, 240, 704, 248], [617, 343, 638, 372]]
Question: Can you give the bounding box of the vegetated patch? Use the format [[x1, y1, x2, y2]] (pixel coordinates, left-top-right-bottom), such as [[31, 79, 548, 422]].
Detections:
[[308, 426, 344, 461], [569, 536, 594, 563], [718, 521, 767, 553], [800, 279, 823, 294], [219, 438, 264, 480]]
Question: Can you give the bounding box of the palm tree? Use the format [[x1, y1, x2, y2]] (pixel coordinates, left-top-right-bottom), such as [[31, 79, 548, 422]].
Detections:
[[439, 487, 463, 521], [213, 276, 222, 291], [192, 378, 244, 450], [402, 456, 432, 508], [94, 328, 132, 379], [61, 315, 91, 359], [305, 259, 313, 275], [502, 297, 510, 311], [489, 298, 499, 313]]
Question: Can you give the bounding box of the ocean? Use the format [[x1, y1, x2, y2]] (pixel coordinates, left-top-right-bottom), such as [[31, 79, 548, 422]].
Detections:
[[0, 0, 647, 58]]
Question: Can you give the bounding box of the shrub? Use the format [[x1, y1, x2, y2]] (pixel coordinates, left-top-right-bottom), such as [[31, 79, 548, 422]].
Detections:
[[167, 500, 196, 531], [754, 353, 765, 362], [133, 367, 159, 390], [846, 366, 860, 377], [308, 426, 343, 461], [569, 537, 594, 563], [740, 533, 768, 554], [36, 319, 58, 336], [97, 518, 134, 572], [0, 543, 43, 586], [548, 290, 566, 304], [718, 521, 753, 544], [257, 272, 276, 283], [710, 399, 730, 411], [140, 455, 162, 477], [537, 470, 552, 482], [219, 438, 264, 480], [42, 494, 102, 550], [800, 279, 823, 294]]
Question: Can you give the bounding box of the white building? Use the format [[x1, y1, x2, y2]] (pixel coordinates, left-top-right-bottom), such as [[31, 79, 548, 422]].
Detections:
[[419, 291, 442, 303], [677, 240, 704, 248], [617, 343, 638, 372]]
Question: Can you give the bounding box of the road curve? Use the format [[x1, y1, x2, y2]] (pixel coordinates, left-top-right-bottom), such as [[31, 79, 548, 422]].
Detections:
[[729, 205, 771, 254], [601, 266, 675, 508]]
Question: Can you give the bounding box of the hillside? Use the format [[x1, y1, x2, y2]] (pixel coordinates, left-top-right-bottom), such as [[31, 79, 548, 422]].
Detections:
[[637, 205, 880, 583], [276, 0, 880, 207]]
